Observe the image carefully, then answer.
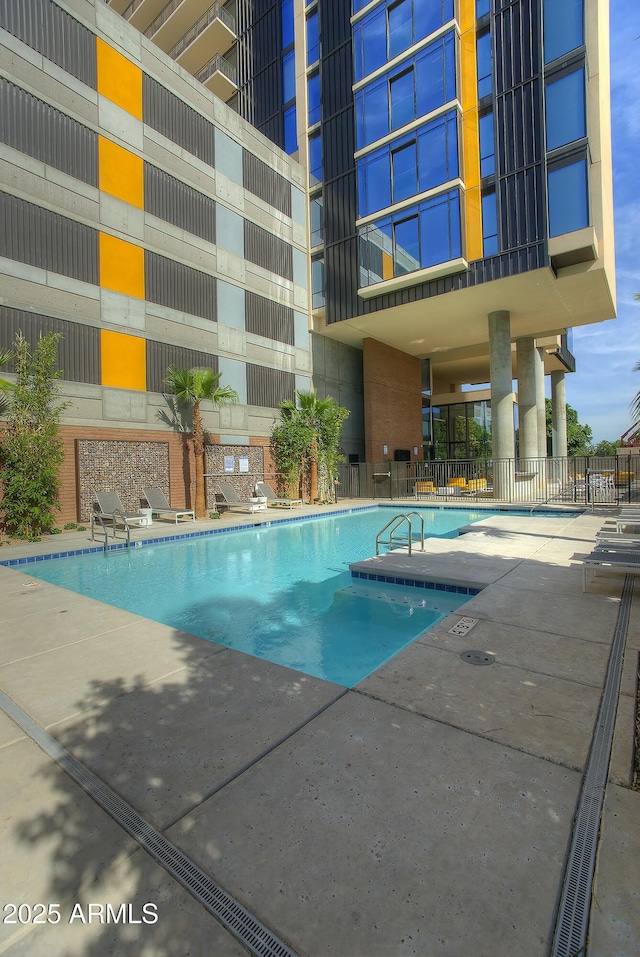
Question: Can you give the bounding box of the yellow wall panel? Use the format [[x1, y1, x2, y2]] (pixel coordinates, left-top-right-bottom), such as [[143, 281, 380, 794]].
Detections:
[[458, 0, 475, 35], [99, 233, 145, 299], [101, 329, 146, 391], [382, 251, 394, 281], [99, 137, 144, 208], [459, 28, 478, 113], [96, 38, 142, 120], [464, 185, 483, 262], [462, 108, 480, 189]]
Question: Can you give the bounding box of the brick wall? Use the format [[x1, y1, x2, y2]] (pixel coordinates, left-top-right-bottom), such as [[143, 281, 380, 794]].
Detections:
[[362, 338, 422, 463]]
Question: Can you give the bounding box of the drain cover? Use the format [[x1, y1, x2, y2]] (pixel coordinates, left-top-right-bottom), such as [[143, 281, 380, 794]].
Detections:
[[460, 650, 495, 666]]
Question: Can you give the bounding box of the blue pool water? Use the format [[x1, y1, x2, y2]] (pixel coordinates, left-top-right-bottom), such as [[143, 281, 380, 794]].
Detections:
[[20, 507, 497, 685]]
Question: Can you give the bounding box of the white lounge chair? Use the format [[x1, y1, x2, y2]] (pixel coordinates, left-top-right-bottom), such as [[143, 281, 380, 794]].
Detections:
[[583, 547, 640, 591], [217, 481, 265, 513], [143, 487, 194, 524], [92, 491, 145, 539], [256, 481, 302, 508]]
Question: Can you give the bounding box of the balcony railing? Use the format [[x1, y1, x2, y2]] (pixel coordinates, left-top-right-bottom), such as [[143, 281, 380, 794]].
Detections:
[[144, 0, 182, 38], [122, 0, 146, 20], [169, 1, 236, 59], [196, 52, 237, 85]]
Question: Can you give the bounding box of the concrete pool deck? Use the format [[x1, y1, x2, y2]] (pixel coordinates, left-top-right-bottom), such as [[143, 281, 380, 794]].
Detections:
[[0, 501, 638, 956]]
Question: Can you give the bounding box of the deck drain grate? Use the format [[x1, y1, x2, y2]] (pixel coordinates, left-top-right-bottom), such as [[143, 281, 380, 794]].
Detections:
[[0, 690, 300, 957], [460, 650, 495, 666]]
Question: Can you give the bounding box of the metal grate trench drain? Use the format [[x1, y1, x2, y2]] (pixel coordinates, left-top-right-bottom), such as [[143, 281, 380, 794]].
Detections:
[[0, 690, 299, 957], [551, 573, 634, 957]]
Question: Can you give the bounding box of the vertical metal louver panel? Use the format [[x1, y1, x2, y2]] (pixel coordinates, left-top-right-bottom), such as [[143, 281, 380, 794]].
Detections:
[[0, 0, 96, 88], [246, 363, 294, 408], [244, 221, 293, 280], [0, 78, 98, 186], [145, 250, 216, 322], [0, 191, 98, 284], [245, 291, 294, 344], [143, 75, 215, 169], [144, 164, 215, 244], [146, 340, 219, 394], [0, 306, 100, 384], [242, 151, 291, 217]]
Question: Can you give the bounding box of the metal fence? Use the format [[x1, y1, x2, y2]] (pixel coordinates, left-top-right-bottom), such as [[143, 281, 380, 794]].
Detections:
[[336, 456, 640, 507]]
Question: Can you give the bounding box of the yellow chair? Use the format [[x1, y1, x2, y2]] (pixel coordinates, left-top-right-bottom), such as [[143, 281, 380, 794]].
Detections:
[[468, 478, 487, 493], [415, 480, 435, 497]]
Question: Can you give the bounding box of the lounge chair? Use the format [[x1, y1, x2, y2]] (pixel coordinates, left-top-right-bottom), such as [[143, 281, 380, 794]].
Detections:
[[583, 547, 640, 591], [92, 491, 145, 539], [217, 481, 266, 514], [143, 487, 195, 524], [256, 481, 302, 508]]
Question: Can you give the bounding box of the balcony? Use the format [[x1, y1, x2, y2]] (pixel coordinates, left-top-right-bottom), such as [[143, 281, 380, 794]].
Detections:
[[169, 1, 236, 74], [196, 53, 237, 101], [143, 0, 232, 52]]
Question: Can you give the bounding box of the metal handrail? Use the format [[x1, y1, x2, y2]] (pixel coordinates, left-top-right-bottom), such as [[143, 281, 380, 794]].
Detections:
[[196, 52, 237, 84], [169, 1, 236, 59], [404, 511, 425, 550], [90, 510, 110, 553], [144, 0, 181, 38], [122, 0, 146, 20], [376, 513, 413, 556], [91, 508, 131, 549]]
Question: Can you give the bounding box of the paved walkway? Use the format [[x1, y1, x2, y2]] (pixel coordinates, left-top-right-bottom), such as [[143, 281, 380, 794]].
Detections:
[[0, 502, 638, 956]]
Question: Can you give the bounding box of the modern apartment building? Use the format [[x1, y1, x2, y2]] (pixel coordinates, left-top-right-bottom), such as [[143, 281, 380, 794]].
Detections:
[[0, 0, 615, 518]]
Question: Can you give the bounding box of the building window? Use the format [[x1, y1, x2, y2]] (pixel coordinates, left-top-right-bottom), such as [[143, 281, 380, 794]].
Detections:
[[479, 111, 495, 177], [310, 196, 324, 247], [355, 32, 456, 149], [308, 72, 321, 126], [309, 131, 323, 185], [353, 0, 454, 83], [388, 0, 412, 60], [282, 50, 296, 104], [284, 105, 297, 154], [357, 111, 458, 218], [543, 0, 584, 64], [391, 141, 417, 202], [545, 68, 586, 151], [547, 156, 588, 236], [281, 0, 294, 49], [476, 0, 490, 16], [359, 189, 461, 286], [312, 257, 325, 308], [307, 10, 319, 66], [481, 190, 498, 255], [476, 30, 492, 99]]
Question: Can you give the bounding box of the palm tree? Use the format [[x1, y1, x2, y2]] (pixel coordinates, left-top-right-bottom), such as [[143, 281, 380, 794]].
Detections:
[[164, 367, 238, 518]]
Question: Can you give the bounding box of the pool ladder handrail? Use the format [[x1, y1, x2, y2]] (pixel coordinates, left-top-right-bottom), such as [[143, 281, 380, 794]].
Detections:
[[375, 512, 425, 556], [90, 508, 131, 552]]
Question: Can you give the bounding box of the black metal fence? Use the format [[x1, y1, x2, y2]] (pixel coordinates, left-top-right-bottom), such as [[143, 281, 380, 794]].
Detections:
[[336, 456, 640, 507]]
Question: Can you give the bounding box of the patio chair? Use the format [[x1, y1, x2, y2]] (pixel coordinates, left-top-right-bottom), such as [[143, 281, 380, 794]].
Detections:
[[217, 481, 266, 513], [92, 491, 145, 539], [143, 487, 195, 524], [256, 481, 302, 508], [582, 547, 640, 591]]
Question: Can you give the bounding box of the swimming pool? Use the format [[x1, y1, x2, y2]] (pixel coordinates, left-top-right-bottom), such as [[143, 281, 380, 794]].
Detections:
[[14, 507, 494, 685]]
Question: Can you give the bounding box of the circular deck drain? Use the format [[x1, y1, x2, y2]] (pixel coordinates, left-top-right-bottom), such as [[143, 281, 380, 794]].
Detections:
[[460, 650, 495, 666]]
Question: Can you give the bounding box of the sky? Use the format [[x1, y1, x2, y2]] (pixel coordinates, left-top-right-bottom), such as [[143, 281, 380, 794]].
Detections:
[[565, 0, 640, 442]]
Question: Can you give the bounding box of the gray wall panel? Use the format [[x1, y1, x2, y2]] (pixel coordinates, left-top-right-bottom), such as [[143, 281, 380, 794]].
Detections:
[[0, 306, 100, 383], [246, 363, 294, 408], [144, 163, 216, 244], [0, 0, 97, 89], [147, 339, 219, 394], [246, 291, 293, 344], [144, 250, 216, 322], [0, 191, 98, 283], [243, 150, 291, 217], [0, 78, 98, 186], [244, 220, 293, 280], [143, 75, 216, 169]]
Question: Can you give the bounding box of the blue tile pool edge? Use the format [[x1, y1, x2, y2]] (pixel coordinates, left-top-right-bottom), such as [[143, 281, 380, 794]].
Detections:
[[349, 569, 481, 596], [0, 504, 379, 567]]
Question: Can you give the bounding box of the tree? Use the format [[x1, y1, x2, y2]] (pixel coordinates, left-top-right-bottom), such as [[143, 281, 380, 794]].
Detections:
[[0, 333, 69, 538], [272, 390, 349, 502], [164, 368, 238, 519], [545, 398, 594, 455]]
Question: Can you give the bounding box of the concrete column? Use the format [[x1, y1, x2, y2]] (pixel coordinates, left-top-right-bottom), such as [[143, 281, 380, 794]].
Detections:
[[488, 311, 514, 461], [534, 346, 547, 457], [551, 370, 568, 458], [516, 337, 538, 461]]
